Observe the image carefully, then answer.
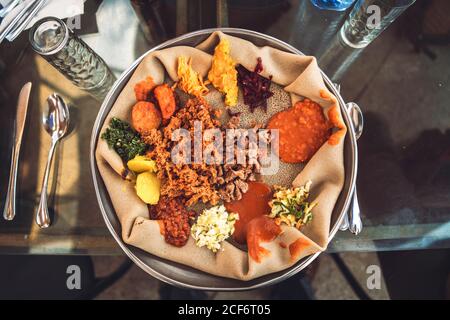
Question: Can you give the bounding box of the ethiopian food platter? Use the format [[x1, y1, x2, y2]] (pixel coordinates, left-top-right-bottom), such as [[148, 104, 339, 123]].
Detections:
[[91, 29, 359, 289]]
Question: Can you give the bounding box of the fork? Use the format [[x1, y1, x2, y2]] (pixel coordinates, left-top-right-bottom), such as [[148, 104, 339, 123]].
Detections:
[[0, 0, 21, 18], [0, 0, 37, 43], [6, 0, 46, 41]]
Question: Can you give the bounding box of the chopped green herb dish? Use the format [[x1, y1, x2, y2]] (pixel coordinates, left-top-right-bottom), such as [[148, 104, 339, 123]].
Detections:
[[101, 117, 147, 161], [269, 181, 317, 229]]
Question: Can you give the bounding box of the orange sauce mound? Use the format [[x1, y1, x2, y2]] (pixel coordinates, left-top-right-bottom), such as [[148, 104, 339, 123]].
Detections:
[[247, 216, 282, 263], [289, 237, 313, 261], [319, 89, 347, 146], [225, 182, 272, 244], [327, 106, 346, 145], [267, 99, 331, 163]]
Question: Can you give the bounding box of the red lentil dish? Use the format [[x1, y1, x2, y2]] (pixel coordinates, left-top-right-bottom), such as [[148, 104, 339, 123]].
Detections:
[[267, 99, 332, 163], [99, 34, 346, 279]]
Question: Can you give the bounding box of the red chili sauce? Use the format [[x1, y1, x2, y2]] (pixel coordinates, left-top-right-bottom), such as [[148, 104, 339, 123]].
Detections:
[[247, 215, 282, 263], [225, 181, 273, 244], [149, 198, 196, 247]]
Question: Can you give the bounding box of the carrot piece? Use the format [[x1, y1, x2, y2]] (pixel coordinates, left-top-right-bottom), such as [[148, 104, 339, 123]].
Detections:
[[154, 84, 176, 120], [131, 101, 162, 134], [134, 76, 156, 101]]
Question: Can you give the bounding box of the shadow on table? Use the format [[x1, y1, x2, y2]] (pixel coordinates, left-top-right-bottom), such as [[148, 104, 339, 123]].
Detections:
[[377, 248, 450, 299], [357, 112, 450, 227], [0, 254, 132, 299]]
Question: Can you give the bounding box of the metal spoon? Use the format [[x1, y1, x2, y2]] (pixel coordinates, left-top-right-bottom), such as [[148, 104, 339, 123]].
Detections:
[[333, 82, 364, 235], [346, 102, 363, 235], [35, 93, 69, 228]]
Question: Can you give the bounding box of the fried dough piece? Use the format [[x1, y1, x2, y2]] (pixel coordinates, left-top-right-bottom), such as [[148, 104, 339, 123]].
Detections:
[[134, 76, 156, 101], [131, 101, 162, 134], [154, 84, 176, 120]]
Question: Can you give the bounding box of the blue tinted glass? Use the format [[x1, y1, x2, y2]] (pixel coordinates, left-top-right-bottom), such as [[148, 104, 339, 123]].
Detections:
[[310, 0, 356, 11]]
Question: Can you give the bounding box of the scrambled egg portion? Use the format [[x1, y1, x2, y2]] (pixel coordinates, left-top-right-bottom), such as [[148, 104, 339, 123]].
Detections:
[[177, 56, 209, 98], [191, 205, 238, 252], [208, 38, 238, 107]]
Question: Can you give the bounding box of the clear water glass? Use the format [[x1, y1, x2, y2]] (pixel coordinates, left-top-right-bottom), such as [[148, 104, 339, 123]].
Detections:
[[29, 17, 116, 101], [341, 0, 416, 48], [290, 0, 352, 57]]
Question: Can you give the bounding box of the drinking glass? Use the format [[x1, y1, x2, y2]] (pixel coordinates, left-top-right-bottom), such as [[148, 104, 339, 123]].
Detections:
[[29, 17, 116, 101], [341, 0, 416, 48], [319, 0, 416, 80]]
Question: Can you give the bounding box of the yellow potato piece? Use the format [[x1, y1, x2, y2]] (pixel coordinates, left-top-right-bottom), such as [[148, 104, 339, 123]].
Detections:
[[127, 155, 157, 173], [136, 172, 160, 204]]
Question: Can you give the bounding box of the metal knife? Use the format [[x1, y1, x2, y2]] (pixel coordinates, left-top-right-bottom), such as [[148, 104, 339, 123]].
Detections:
[[3, 82, 32, 221]]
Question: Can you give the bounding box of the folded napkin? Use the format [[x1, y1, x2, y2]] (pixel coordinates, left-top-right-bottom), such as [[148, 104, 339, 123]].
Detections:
[[0, 0, 84, 40]]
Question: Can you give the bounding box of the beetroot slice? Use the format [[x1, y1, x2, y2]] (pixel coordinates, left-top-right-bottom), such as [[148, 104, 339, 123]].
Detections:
[[237, 57, 273, 113]]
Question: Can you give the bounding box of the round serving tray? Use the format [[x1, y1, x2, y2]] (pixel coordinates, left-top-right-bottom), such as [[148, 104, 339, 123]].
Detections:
[[90, 28, 359, 290]]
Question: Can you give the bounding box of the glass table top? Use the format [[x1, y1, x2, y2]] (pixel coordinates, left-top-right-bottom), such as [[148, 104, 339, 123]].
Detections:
[[0, 0, 449, 255]]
